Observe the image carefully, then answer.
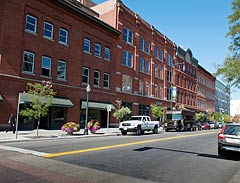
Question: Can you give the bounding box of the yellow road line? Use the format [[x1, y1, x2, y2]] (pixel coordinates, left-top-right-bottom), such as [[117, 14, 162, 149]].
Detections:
[[43, 131, 217, 158]]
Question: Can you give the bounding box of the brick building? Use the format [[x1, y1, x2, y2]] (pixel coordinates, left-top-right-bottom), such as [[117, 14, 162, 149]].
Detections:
[[0, 0, 215, 130]]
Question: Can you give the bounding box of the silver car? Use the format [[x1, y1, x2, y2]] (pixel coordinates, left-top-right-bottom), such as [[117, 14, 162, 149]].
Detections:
[[218, 123, 240, 156]]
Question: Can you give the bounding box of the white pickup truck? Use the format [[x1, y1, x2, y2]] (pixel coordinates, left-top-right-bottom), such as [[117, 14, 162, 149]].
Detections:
[[119, 115, 160, 135]]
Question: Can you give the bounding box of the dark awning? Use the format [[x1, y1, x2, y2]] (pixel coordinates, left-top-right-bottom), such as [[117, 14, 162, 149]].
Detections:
[[19, 93, 73, 107]]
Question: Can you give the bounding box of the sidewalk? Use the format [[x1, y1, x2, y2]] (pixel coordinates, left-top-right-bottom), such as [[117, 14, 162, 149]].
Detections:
[[0, 128, 121, 143]]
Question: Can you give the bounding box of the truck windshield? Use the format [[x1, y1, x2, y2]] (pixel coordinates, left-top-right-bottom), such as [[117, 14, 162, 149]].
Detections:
[[128, 117, 142, 121], [166, 114, 182, 120]]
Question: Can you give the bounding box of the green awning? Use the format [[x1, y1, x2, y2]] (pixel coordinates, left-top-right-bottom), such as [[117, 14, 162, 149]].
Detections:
[[19, 93, 73, 107], [0, 94, 3, 101], [81, 101, 115, 110]]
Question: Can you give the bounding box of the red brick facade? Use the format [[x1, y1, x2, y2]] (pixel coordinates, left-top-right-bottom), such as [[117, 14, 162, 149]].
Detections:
[[0, 0, 216, 130]]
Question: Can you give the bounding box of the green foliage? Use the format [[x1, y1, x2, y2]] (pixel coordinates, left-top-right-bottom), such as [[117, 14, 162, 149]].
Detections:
[[195, 112, 206, 122], [20, 81, 56, 137], [150, 104, 164, 120], [214, 112, 223, 122], [113, 106, 131, 122], [215, 0, 240, 88]]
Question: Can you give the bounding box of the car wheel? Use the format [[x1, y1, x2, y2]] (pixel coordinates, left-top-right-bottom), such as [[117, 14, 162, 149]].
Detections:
[[218, 147, 226, 157], [121, 131, 127, 135], [153, 126, 158, 134], [136, 126, 142, 135]]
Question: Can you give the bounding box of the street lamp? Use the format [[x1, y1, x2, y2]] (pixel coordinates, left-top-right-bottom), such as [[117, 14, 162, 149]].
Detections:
[[170, 62, 184, 111], [84, 84, 91, 135]]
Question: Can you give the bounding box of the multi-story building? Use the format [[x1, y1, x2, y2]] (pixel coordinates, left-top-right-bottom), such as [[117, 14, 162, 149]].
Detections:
[[215, 80, 230, 115], [0, 0, 120, 129], [0, 0, 216, 130], [196, 65, 216, 113]]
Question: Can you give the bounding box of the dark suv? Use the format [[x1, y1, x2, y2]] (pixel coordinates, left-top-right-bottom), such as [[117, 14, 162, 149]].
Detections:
[[218, 123, 240, 156]]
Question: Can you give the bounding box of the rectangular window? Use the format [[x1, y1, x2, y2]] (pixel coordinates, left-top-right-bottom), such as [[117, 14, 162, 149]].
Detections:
[[139, 57, 144, 73], [59, 28, 68, 45], [104, 73, 110, 88], [122, 50, 133, 68], [155, 64, 158, 78], [94, 70, 100, 87], [25, 15, 37, 33], [104, 47, 111, 61], [83, 38, 91, 53], [159, 66, 163, 79], [145, 82, 149, 96], [145, 60, 150, 74], [123, 27, 133, 45], [155, 84, 159, 98], [43, 21, 53, 40], [159, 86, 163, 99], [146, 41, 150, 54], [167, 71, 172, 83], [167, 54, 173, 66], [139, 79, 144, 95], [122, 75, 132, 93], [139, 37, 144, 51], [94, 43, 101, 57], [57, 60, 66, 80], [154, 47, 159, 59], [41, 56, 51, 77], [82, 67, 89, 84], [22, 51, 35, 73], [167, 88, 171, 100], [159, 50, 164, 61]]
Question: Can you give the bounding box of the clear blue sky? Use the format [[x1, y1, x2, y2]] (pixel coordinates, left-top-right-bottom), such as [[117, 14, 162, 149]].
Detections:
[[93, 0, 239, 99]]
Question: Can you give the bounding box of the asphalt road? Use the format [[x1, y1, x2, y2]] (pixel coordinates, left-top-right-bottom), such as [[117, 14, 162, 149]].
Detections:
[[1, 130, 240, 183]]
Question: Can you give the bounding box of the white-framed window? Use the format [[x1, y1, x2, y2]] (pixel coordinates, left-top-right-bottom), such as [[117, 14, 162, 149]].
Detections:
[[139, 37, 144, 51], [122, 75, 132, 93], [25, 14, 37, 33], [94, 70, 100, 87], [104, 47, 111, 61], [139, 57, 144, 73], [123, 27, 133, 45], [167, 53, 173, 66], [83, 38, 91, 53], [94, 43, 101, 57], [145, 82, 149, 96], [122, 50, 133, 68], [103, 73, 110, 88], [159, 66, 164, 79], [82, 67, 89, 84], [159, 85, 163, 99], [22, 51, 35, 74], [41, 56, 51, 77], [139, 79, 144, 95], [167, 70, 172, 83], [154, 47, 159, 59], [145, 60, 150, 74], [43, 21, 53, 40], [57, 60, 66, 80], [59, 28, 68, 45], [155, 64, 158, 78], [146, 41, 150, 54]]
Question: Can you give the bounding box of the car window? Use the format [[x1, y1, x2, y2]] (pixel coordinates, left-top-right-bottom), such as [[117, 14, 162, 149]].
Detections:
[[224, 125, 240, 136]]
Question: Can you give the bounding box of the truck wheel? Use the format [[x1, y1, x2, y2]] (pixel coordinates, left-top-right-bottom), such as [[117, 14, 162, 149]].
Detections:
[[121, 131, 127, 135], [153, 126, 158, 134], [136, 126, 142, 135]]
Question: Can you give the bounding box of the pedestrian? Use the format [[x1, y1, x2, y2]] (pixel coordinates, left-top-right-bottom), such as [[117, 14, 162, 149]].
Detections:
[[6, 113, 16, 134]]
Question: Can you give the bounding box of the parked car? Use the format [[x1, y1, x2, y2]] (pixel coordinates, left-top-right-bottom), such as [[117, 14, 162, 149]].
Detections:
[[192, 121, 202, 131], [209, 121, 219, 129], [218, 123, 240, 156], [217, 122, 224, 128], [201, 122, 210, 130]]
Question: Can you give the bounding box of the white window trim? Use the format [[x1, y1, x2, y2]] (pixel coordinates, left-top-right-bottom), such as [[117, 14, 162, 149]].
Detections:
[[57, 60, 67, 80], [104, 73, 110, 88], [82, 67, 89, 84], [94, 70, 101, 87], [25, 14, 37, 34], [94, 43, 101, 57], [41, 56, 52, 77], [43, 21, 54, 40], [59, 28, 68, 45], [22, 51, 35, 74]]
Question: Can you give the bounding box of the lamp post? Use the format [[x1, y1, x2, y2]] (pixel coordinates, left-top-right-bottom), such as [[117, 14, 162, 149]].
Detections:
[[170, 62, 184, 111], [84, 84, 91, 135]]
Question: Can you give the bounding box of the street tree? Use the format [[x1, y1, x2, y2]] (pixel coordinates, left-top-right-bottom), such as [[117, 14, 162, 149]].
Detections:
[[150, 104, 164, 122], [20, 81, 56, 137], [195, 112, 206, 122], [113, 107, 132, 122], [215, 0, 240, 88]]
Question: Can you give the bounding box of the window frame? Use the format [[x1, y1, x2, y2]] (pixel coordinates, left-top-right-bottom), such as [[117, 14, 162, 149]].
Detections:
[[103, 73, 110, 88], [94, 70, 101, 87], [82, 67, 90, 84], [139, 57, 144, 73], [43, 21, 54, 40], [83, 38, 91, 53], [139, 37, 144, 51], [22, 51, 35, 74], [145, 60, 150, 74], [122, 50, 133, 68], [104, 47, 111, 61], [59, 28, 68, 45], [25, 14, 37, 34], [94, 43, 101, 57], [57, 60, 67, 80], [41, 56, 52, 77], [123, 27, 133, 45]]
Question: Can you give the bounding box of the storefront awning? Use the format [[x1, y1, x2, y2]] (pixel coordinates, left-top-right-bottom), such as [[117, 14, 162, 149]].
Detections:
[[19, 93, 73, 107], [0, 94, 3, 101], [81, 101, 115, 110]]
